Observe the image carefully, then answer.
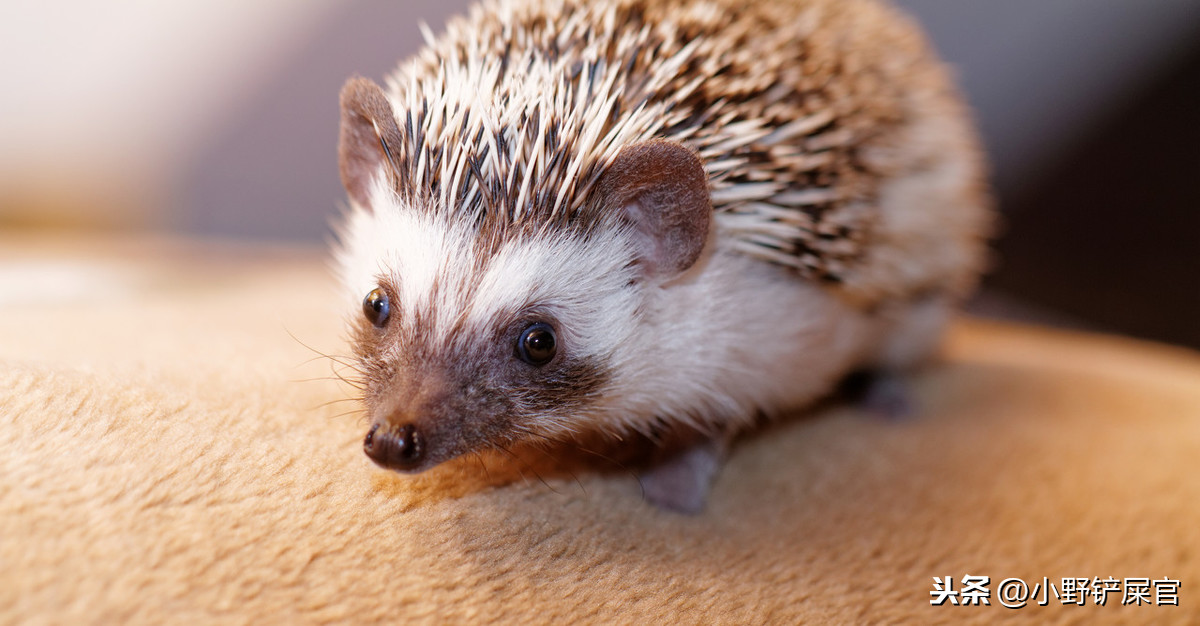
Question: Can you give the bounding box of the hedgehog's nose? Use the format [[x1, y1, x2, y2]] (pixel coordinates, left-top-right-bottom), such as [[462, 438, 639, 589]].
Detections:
[[363, 422, 424, 471]]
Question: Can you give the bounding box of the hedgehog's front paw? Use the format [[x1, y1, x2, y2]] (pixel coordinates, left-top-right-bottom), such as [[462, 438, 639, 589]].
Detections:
[[638, 436, 728, 514]]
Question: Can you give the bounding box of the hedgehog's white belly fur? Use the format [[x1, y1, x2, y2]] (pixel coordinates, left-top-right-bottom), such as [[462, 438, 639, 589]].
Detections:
[[592, 239, 942, 435]]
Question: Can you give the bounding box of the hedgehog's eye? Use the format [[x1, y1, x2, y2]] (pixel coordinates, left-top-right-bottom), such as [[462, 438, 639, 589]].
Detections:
[[516, 322, 557, 366], [362, 288, 390, 328]]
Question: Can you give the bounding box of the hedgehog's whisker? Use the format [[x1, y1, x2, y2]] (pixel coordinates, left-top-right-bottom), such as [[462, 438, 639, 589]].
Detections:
[[472, 451, 492, 482], [285, 327, 368, 375], [294, 354, 365, 374], [518, 429, 642, 498], [510, 429, 586, 494], [322, 361, 367, 391], [492, 442, 560, 494], [292, 375, 363, 385], [310, 396, 363, 410], [327, 408, 368, 420]]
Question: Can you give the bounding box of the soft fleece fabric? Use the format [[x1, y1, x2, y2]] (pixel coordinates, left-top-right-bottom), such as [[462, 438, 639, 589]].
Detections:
[[2, 235, 1197, 623]]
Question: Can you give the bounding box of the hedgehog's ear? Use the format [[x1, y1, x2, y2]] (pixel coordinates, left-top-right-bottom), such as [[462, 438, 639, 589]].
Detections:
[[598, 140, 712, 279], [338, 77, 404, 211]]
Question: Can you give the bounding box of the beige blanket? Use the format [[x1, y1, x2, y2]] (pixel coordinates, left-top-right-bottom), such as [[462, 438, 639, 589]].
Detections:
[[2, 234, 1197, 623]]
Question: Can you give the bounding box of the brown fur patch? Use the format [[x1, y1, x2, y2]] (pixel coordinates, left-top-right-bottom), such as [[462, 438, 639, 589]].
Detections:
[[338, 77, 405, 209]]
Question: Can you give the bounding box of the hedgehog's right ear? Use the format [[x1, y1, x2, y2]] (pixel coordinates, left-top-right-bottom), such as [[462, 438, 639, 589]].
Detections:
[[597, 140, 712, 279], [338, 77, 404, 211]]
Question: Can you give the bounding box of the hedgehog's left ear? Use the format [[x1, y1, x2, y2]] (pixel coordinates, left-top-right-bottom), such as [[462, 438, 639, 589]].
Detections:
[[338, 77, 404, 211], [597, 139, 712, 279]]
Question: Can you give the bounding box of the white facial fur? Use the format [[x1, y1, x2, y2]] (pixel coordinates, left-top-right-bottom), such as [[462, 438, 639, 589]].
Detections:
[[337, 175, 646, 432], [337, 174, 900, 445]]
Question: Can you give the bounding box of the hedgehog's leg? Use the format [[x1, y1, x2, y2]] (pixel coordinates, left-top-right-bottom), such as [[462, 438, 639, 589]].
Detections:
[[878, 294, 952, 369], [639, 432, 731, 515], [842, 369, 913, 419], [852, 294, 953, 419]]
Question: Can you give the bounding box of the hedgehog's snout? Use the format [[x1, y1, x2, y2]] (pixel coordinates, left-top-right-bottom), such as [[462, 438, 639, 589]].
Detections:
[[363, 422, 424, 471]]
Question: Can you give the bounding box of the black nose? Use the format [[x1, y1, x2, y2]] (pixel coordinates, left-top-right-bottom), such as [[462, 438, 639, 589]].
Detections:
[[363, 422, 424, 470]]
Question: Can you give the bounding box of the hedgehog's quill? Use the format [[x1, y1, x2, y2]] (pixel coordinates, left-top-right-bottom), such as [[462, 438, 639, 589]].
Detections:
[[334, 0, 992, 513]]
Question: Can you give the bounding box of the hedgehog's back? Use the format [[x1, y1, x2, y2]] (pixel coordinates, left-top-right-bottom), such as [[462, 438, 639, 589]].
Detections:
[[383, 0, 991, 305]]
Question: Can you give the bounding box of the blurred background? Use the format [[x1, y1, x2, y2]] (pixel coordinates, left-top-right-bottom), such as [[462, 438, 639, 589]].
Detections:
[[1, 0, 1197, 347]]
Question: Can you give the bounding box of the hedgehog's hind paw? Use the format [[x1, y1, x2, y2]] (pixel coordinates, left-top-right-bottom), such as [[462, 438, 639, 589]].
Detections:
[[638, 435, 729, 515]]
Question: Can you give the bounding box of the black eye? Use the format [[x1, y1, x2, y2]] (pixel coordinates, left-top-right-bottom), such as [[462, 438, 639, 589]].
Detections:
[[362, 288, 390, 328], [516, 322, 557, 366]]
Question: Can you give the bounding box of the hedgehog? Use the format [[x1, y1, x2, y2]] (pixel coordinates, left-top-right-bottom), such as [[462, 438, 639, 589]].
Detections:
[[334, 0, 991, 513]]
